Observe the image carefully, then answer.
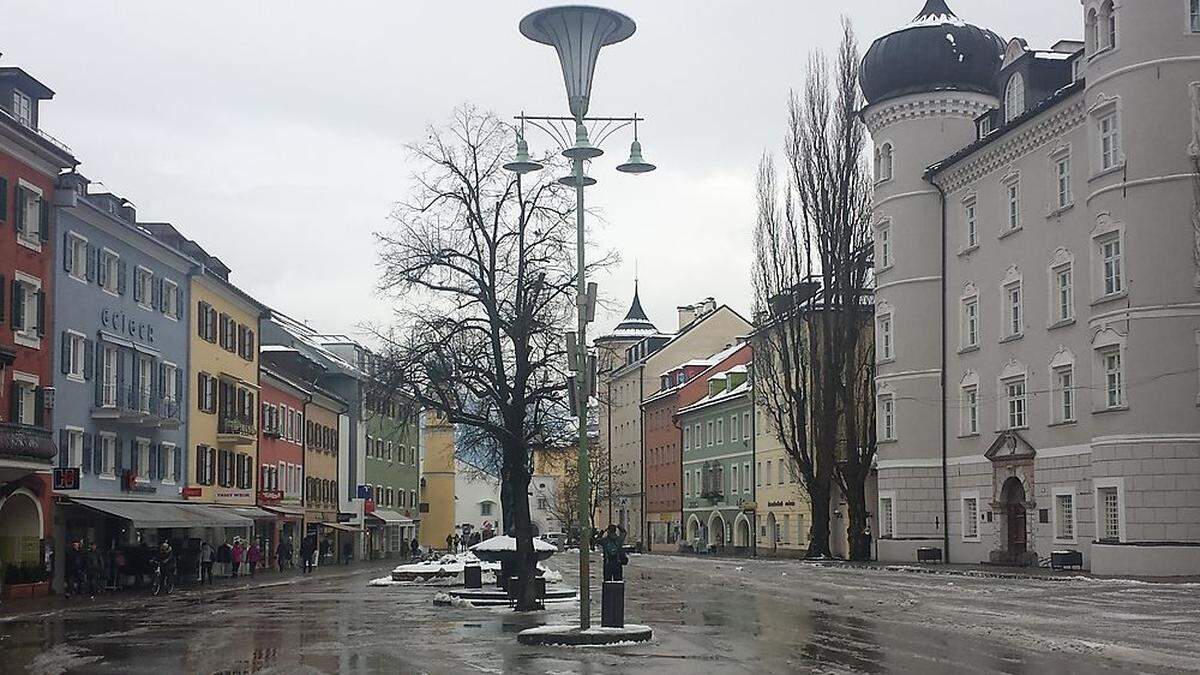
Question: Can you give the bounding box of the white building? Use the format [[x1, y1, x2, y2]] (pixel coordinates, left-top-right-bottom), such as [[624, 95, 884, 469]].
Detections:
[[453, 458, 501, 543], [863, 0, 1200, 575]]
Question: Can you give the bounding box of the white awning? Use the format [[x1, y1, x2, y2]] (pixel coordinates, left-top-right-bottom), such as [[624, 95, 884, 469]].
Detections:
[[71, 498, 253, 529], [366, 509, 413, 525]]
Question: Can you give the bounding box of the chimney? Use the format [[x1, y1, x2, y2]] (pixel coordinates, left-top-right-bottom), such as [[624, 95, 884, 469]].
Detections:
[[678, 297, 718, 330], [118, 201, 136, 223], [677, 304, 697, 330]]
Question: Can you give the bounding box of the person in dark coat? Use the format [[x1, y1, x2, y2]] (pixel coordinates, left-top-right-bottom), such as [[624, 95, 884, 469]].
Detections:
[[597, 525, 628, 582], [299, 535, 316, 574], [409, 538, 420, 559], [216, 540, 233, 578], [64, 541, 86, 599], [277, 537, 293, 572], [85, 542, 105, 598], [341, 540, 353, 565]]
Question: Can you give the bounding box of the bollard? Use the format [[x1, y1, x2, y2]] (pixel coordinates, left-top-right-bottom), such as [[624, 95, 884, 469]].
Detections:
[[601, 581, 625, 628], [507, 575, 521, 599], [533, 576, 547, 599], [463, 564, 482, 589]]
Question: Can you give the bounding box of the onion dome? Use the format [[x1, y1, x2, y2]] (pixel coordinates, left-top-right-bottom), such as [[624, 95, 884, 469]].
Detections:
[[861, 0, 1005, 106]]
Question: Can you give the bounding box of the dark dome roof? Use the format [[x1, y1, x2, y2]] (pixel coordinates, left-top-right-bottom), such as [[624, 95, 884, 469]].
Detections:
[[861, 0, 1005, 106]]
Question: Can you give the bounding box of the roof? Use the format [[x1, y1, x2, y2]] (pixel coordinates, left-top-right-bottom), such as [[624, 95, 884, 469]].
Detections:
[[677, 380, 751, 417], [611, 304, 751, 379], [0, 67, 55, 99], [598, 281, 660, 342]]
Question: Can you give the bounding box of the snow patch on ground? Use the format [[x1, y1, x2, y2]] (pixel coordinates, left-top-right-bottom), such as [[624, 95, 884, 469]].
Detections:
[[27, 644, 103, 675], [432, 591, 476, 608]]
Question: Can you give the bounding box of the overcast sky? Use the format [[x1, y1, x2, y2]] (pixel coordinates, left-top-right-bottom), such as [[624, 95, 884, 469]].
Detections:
[[5, 1, 1080, 343]]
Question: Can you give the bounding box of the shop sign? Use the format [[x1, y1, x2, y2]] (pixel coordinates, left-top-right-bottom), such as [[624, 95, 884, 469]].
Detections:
[[101, 308, 155, 344], [356, 484, 373, 500], [53, 467, 80, 491], [215, 490, 252, 500], [122, 470, 156, 494], [364, 498, 376, 514], [766, 500, 796, 508], [181, 486, 203, 498], [257, 489, 284, 505]]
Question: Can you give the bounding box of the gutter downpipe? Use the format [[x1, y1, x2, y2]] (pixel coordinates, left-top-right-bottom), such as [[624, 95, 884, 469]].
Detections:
[[927, 172, 951, 564]]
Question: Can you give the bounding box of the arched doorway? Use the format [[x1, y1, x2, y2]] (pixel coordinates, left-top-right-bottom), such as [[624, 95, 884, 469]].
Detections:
[[734, 514, 751, 548], [1000, 476, 1027, 560], [0, 490, 43, 569], [687, 515, 702, 542], [765, 513, 777, 550], [708, 512, 726, 549]]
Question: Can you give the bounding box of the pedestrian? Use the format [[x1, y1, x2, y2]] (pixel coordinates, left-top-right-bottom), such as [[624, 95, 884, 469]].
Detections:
[[320, 537, 332, 565], [199, 541, 214, 585], [247, 541, 261, 576], [597, 524, 628, 582], [277, 537, 292, 572], [64, 540, 85, 599], [300, 534, 316, 574], [86, 542, 105, 599], [409, 537, 420, 559], [341, 540, 353, 565], [445, 533, 453, 553], [216, 540, 232, 578], [231, 539, 244, 577]]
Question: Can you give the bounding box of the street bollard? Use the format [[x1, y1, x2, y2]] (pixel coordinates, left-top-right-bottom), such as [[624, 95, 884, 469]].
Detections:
[[507, 575, 521, 599], [533, 576, 547, 599], [601, 580, 625, 628], [464, 564, 482, 589]]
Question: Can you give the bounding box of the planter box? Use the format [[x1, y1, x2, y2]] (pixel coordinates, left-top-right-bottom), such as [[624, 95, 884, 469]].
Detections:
[[2, 581, 50, 600]]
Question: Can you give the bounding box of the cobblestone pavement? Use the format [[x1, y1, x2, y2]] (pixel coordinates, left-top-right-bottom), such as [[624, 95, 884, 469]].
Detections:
[[2, 553, 1199, 674]]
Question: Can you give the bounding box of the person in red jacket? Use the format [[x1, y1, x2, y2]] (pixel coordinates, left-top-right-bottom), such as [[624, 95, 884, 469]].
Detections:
[[246, 541, 262, 576]]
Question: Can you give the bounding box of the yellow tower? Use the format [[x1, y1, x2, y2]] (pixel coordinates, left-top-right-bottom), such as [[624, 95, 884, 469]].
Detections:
[[418, 411, 456, 549]]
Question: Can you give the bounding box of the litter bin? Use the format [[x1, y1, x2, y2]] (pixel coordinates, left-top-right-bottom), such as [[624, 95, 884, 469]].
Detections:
[[463, 564, 482, 589]]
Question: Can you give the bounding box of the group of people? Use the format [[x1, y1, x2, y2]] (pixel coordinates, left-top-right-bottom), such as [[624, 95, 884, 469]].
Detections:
[[62, 539, 178, 598]]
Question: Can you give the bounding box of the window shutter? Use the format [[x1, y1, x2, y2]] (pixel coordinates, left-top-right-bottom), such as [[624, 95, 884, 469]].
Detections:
[[11, 280, 23, 328], [246, 329, 255, 361], [129, 438, 136, 476], [13, 187, 24, 234], [208, 447, 217, 485], [82, 433, 94, 474], [61, 332, 71, 374], [117, 261, 127, 295], [36, 291, 45, 337], [97, 252, 107, 288], [174, 447, 183, 484], [175, 289, 182, 320], [115, 437, 125, 472], [0, 177, 7, 222], [195, 446, 205, 485], [175, 367, 183, 408], [33, 387, 44, 427], [8, 382, 18, 424], [94, 344, 104, 406], [197, 372, 205, 411], [85, 245, 96, 282], [0, 274, 5, 324], [147, 444, 158, 480], [197, 302, 205, 338], [153, 277, 163, 312], [63, 233, 72, 272], [132, 269, 142, 303], [157, 362, 166, 405], [116, 349, 126, 407], [58, 429, 68, 468], [38, 198, 49, 241], [83, 338, 94, 380]]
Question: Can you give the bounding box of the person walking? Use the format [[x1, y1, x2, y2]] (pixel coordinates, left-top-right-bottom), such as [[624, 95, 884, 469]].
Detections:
[[199, 541, 214, 585], [216, 540, 232, 578], [299, 535, 316, 574], [276, 537, 292, 572], [597, 524, 628, 582], [85, 542, 105, 599], [64, 540, 86, 599], [445, 533, 454, 553], [231, 539, 244, 578], [409, 538, 420, 559], [341, 540, 353, 565], [246, 541, 261, 577]]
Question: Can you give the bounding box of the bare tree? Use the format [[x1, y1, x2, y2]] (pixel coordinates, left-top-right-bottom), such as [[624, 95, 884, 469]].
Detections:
[[757, 19, 876, 560], [545, 442, 625, 546], [373, 105, 596, 610]]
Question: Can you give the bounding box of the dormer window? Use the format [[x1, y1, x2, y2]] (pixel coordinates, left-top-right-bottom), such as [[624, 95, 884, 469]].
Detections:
[[1004, 73, 1025, 123], [11, 90, 32, 127]]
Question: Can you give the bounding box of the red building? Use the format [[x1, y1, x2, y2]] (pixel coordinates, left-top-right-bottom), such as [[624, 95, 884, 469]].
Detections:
[[642, 342, 752, 550], [0, 66, 76, 589], [256, 366, 310, 563]]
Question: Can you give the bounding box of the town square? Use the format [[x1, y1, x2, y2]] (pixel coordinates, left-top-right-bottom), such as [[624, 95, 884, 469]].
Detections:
[[0, 0, 1198, 673]]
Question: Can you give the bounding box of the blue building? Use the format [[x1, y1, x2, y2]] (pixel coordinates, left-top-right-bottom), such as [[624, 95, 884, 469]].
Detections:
[[50, 172, 247, 583]]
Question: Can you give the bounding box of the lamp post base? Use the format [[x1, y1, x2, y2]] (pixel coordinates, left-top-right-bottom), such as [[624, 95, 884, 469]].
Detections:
[[516, 623, 653, 647]]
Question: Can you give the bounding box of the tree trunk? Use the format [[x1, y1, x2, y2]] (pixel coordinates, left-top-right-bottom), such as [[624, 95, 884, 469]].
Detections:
[[806, 481, 833, 559], [503, 442, 542, 611], [843, 471, 870, 561]]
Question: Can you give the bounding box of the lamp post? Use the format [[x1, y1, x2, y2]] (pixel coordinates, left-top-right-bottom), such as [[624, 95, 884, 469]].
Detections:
[[507, 5, 655, 633]]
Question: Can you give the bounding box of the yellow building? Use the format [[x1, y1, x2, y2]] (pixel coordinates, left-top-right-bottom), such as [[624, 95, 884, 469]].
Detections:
[[418, 410, 455, 550], [187, 267, 265, 511], [753, 404, 811, 556]]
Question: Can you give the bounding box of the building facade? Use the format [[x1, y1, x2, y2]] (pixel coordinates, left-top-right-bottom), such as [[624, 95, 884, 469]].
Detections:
[[362, 389, 419, 558], [680, 361, 753, 554], [0, 65, 74, 591], [257, 367, 308, 560], [418, 410, 455, 551], [864, 0, 1200, 575], [454, 457, 501, 546]]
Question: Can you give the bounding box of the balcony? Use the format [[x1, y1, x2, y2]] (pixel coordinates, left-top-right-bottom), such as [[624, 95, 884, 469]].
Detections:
[[0, 422, 55, 483], [218, 412, 257, 445], [91, 385, 182, 429]]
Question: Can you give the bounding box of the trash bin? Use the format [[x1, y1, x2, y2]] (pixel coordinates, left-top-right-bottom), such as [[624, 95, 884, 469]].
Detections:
[[463, 564, 482, 589]]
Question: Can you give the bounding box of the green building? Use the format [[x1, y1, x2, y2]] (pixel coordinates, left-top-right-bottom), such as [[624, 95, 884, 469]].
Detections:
[[680, 363, 754, 554], [362, 389, 420, 558]]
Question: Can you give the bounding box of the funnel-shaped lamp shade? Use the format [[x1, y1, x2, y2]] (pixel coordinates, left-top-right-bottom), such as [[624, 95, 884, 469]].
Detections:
[[520, 6, 636, 120], [616, 139, 656, 174], [562, 121, 603, 160], [504, 136, 544, 174], [557, 173, 597, 188]]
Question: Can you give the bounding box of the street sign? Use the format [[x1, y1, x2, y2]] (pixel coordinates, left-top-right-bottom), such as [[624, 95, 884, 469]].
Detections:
[[356, 484, 373, 499], [52, 467, 80, 491], [257, 490, 284, 505]]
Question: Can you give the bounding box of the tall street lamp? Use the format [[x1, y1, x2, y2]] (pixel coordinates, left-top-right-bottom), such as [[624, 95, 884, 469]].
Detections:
[[507, 5, 656, 642]]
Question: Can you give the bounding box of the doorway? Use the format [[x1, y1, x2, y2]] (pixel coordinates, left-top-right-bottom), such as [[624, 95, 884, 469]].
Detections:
[[1000, 476, 1027, 559]]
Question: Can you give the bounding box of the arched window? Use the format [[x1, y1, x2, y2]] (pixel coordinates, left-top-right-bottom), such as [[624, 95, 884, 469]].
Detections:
[[1086, 8, 1098, 54], [1101, 1, 1116, 50], [875, 143, 893, 182], [1005, 73, 1026, 122]]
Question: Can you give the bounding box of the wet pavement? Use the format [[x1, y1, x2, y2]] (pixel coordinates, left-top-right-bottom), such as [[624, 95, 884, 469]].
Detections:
[[2, 553, 1199, 674]]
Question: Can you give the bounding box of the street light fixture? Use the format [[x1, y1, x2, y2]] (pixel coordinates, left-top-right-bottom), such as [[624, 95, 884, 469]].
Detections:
[[507, 5, 656, 641]]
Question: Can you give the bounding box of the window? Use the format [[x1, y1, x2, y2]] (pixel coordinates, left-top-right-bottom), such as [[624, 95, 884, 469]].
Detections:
[[135, 439, 150, 479], [764, 461, 772, 486], [962, 297, 979, 348], [101, 346, 118, 407], [15, 185, 44, 248], [731, 464, 739, 494], [1103, 349, 1124, 408], [962, 496, 979, 540], [962, 385, 979, 435], [137, 356, 152, 414], [99, 434, 116, 476], [875, 142, 893, 182], [1005, 378, 1027, 429], [684, 471, 691, 496], [1192, 0, 1200, 32], [1098, 485, 1121, 540], [683, 425, 691, 450], [730, 414, 738, 443], [61, 429, 83, 469], [879, 496, 895, 538], [63, 332, 86, 380], [742, 462, 751, 491], [1005, 73, 1025, 122], [1086, 8, 1099, 54], [693, 424, 700, 449], [878, 223, 891, 269], [878, 314, 893, 361], [163, 363, 178, 407], [480, 501, 493, 516], [1054, 265, 1073, 323], [705, 421, 714, 446], [1102, 1, 1116, 50], [1054, 367, 1075, 423], [99, 250, 120, 295], [879, 394, 896, 440], [65, 233, 87, 281], [12, 90, 32, 126], [1054, 492, 1075, 540], [965, 200, 978, 249], [742, 412, 751, 440], [1101, 237, 1123, 296], [1055, 155, 1072, 208], [10, 276, 43, 343], [163, 280, 179, 319], [1005, 180, 1021, 231], [715, 418, 724, 445], [755, 462, 762, 487], [161, 444, 178, 483], [1005, 282, 1023, 338], [1099, 112, 1121, 171], [134, 267, 153, 309]]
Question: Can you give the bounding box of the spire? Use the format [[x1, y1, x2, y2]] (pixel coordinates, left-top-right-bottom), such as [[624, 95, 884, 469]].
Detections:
[[599, 279, 659, 342], [916, 0, 956, 20], [624, 279, 649, 322]]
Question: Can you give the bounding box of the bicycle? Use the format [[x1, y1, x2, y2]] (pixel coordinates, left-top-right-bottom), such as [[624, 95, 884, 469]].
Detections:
[[151, 562, 175, 596]]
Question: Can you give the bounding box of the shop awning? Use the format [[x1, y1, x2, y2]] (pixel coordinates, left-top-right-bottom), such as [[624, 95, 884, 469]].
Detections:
[[262, 505, 306, 519], [319, 521, 360, 533], [71, 498, 253, 529], [366, 509, 413, 525], [214, 505, 278, 521]]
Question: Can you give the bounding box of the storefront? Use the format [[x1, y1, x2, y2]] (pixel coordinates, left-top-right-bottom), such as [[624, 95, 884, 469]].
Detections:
[[365, 509, 415, 559], [262, 504, 304, 567], [317, 521, 359, 565]]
